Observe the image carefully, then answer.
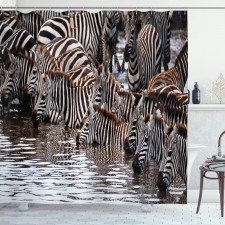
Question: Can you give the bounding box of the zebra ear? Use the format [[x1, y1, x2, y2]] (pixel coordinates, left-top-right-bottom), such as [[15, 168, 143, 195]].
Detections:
[[8, 51, 16, 64], [46, 74, 51, 89]]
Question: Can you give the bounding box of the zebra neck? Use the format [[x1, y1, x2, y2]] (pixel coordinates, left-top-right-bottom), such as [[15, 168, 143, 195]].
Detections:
[[127, 50, 139, 91]]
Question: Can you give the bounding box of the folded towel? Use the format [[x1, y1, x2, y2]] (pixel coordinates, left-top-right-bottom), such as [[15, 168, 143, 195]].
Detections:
[[203, 157, 225, 171]]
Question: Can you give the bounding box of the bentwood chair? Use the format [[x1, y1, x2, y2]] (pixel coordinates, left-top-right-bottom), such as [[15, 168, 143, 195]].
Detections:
[[196, 131, 225, 217]]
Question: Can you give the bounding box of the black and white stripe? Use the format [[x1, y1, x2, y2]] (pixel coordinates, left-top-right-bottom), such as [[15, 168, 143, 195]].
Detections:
[[0, 22, 13, 44], [147, 41, 188, 93], [0, 29, 35, 59], [99, 11, 120, 72], [31, 68, 95, 128], [37, 11, 119, 65], [144, 11, 171, 71], [157, 122, 187, 192], [1, 49, 36, 109], [77, 103, 129, 146], [132, 112, 166, 174], [124, 22, 162, 92]]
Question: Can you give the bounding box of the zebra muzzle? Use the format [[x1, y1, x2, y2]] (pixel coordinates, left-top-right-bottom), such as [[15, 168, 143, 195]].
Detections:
[[76, 131, 81, 144], [132, 153, 142, 174], [157, 171, 168, 192], [1, 89, 9, 107], [124, 137, 133, 154]]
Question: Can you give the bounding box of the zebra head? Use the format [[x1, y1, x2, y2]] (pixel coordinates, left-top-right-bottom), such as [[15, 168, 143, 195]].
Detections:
[[124, 24, 136, 62], [132, 113, 155, 173], [124, 12, 138, 62], [110, 92, 122, 120], [157, 122, 180, 192], [105, 11, 120, 39], [1, 52, 19, 107], [26, 49, 43, 97], [31, 74, 51, 128], [26, 66, 38, 97], [76, 102, 96, 144], [124, 100, 144, 154]]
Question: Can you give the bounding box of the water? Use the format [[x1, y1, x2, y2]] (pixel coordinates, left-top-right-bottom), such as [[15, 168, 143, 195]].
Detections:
[[0, 109, 186, 204]]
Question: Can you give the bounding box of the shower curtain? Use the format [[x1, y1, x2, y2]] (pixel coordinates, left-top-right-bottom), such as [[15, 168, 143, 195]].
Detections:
[[0, 9, 188, 204]]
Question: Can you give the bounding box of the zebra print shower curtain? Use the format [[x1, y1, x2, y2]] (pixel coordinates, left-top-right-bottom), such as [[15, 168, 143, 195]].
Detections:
[[0, 9, 188, 204]]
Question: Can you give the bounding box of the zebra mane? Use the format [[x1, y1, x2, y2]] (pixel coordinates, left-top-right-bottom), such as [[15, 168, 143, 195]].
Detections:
[[37, 44, 59, 70], [174, 40, 188, 70], [118, 90, 142, 98], [93, 104, 121, 125]]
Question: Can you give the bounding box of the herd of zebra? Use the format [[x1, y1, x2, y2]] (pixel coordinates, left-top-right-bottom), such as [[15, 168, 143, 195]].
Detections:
[[0, 10, 188, 192]]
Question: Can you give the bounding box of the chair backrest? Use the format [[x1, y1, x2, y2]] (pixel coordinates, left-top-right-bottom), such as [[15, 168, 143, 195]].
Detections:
[[218, 131, 225, 157]]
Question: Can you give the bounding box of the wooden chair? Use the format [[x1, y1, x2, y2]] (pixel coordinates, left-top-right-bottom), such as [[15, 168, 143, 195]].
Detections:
[[196, 131, 225, 217]]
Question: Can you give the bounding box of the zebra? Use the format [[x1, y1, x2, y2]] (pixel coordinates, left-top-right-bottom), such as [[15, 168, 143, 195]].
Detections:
[[46, 37, 83, 58], [98, 11, 121, 72], [26, 37, 83, 96], [148, 83, 188, 126], [124, 19, 162, 92], [0, 29, 35, 59], [55, 46, 91, 72], [1, 49, 36, 110], [21, 11, 44, 42], [31, 68, 96, 128], [1, 15, 22, 30], [20, 10, 67, 42], [123, 101, 145, 154], [147, 40, 188, 93], [0, 29, 35, 89], [25, 44, 60, 106], [141, 11, 171, 71], [27, 39, 89, 105], [37, 11, 119, 66], [0, 22, 13, 45], [157, 122, 187, 192], [76, 102, 129, 146], [132, 111, 166, 174], [94, 65, 121, 111]]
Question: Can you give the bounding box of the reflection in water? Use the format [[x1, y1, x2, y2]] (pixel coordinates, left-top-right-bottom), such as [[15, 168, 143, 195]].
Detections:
[[0, 110, 186, 204]]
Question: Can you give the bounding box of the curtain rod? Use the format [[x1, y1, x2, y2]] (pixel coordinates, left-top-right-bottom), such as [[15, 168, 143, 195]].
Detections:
[[1, 6, 225, 10]]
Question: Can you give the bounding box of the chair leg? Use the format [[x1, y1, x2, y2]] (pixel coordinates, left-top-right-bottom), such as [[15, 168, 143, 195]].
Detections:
[[218, 173, 222, 216], [220, 173, 224, 217], [196, 170, 204, 214]]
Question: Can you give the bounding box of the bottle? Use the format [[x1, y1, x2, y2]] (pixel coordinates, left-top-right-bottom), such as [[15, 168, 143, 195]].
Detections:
[[192, 82, 200, 104]]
